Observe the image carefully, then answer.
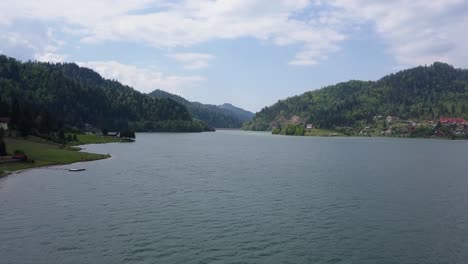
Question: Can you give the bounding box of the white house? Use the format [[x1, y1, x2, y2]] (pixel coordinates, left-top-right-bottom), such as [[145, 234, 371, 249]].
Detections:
[[0, 117, 10, 131], [386, 116, 400, 123], [107, 132, 119, 137]]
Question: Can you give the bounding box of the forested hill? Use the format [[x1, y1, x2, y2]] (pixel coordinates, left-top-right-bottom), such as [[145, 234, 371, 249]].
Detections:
[[149, 89, 254, 128], [0, 55, 211, 133], [243, 62, 468, 131], [218, 103, 254, 121]]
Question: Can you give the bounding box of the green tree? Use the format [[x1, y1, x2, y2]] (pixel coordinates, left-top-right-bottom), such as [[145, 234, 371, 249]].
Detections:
[[0, 128, 6, 156], [58, 129, 66, 144], [0, 140, 7, 156], [119, 129, 136, 140], [19, 107, 33, 138], [10, 98, 21, 129], [39, 108, 54, 134]]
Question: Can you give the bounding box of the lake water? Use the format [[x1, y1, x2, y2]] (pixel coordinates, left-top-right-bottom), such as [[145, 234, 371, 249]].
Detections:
[[1, 131, 468, 263]]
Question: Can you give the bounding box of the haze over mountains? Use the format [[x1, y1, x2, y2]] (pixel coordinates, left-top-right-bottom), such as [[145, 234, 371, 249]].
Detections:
[[149, 90, 254, 128]]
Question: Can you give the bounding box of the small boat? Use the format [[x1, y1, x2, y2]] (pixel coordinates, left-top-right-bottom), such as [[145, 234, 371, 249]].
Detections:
[[69, 168, 86, 172]]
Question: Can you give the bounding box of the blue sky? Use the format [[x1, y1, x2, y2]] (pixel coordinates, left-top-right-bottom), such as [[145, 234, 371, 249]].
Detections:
[[1, 0, 468, 112]]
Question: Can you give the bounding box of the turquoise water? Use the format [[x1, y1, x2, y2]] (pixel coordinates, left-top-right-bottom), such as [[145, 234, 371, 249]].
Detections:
[[1, 131, 468, 263]]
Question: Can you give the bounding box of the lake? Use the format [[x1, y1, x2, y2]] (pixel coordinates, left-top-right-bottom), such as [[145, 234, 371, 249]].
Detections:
[[1, 131, 468, 263]]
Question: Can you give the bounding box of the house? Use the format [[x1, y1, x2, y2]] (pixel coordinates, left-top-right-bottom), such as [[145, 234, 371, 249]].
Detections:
[[0, 117, 10, 131], [107, 132, 119, 137], [439, 117, 466, 126], [382, 129, 392, 136], [12, 153, 28, 161], [386, 116, 400, 123], [306, 124, 315, 129]]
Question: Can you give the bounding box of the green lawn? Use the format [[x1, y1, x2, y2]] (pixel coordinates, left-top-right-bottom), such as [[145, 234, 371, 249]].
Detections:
[[0, 137, 109, 175]]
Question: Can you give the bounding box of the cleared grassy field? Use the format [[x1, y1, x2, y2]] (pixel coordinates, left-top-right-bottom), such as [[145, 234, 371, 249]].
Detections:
[[0, 137, 109, 175]]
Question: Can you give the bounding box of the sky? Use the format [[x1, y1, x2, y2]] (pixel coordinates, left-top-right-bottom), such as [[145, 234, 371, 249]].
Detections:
[[1, 0, 468, 112]]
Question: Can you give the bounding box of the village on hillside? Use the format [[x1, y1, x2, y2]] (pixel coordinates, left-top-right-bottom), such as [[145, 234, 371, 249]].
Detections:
[[274, 115, 468, 139], [329, 116, 468, 139]]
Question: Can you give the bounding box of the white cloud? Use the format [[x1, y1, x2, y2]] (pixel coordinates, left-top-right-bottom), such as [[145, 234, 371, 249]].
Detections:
[[34, 51, 68, 63], [330, 0, 468, 67], [0, 23, 67, 62], [168, 52, 214, 69], [1, 0, 468, 68], [77, 60, 205, 93], [34, 35, 68, 63], [0, 0, 345, 66]]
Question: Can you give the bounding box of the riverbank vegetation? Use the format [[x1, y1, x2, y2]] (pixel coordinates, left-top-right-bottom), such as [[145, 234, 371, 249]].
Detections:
[[68, 134, 124, 145], [272, 125, 345, 137]]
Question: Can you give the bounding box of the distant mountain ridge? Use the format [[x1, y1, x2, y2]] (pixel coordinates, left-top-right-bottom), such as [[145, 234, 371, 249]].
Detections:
[[243, 62, 468, 131], [218, 103, 255, 121], [149, 89, 254, 128]]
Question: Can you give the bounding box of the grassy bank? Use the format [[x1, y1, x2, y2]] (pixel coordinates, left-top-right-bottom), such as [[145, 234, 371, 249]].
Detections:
[[0, 137, 110, 176]]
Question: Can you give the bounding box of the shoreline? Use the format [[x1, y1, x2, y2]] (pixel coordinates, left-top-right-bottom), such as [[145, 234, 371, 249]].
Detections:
[[0, 153, 111, 179], [0, 136, 117, 178], [245, 130, 467, 140]]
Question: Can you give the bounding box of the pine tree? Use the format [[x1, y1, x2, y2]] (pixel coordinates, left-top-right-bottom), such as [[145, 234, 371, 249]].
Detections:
[[0, 128, 6, 156], [58, 129, 66, 144], [10, 99, 21, 129], [19, 107, 33, 138]]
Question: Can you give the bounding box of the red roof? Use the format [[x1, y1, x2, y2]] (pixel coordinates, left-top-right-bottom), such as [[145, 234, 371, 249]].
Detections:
[[12, 153, 27, 160], [0, 117, 10, 123], [439, 117, 465, 124]]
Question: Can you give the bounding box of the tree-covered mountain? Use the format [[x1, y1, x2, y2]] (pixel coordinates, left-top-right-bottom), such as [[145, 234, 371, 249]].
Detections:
[[0, 55, 211, 133], [218, 103, 254, 121], [243, 62, 468, 131], [149, 89, 254, 128]]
